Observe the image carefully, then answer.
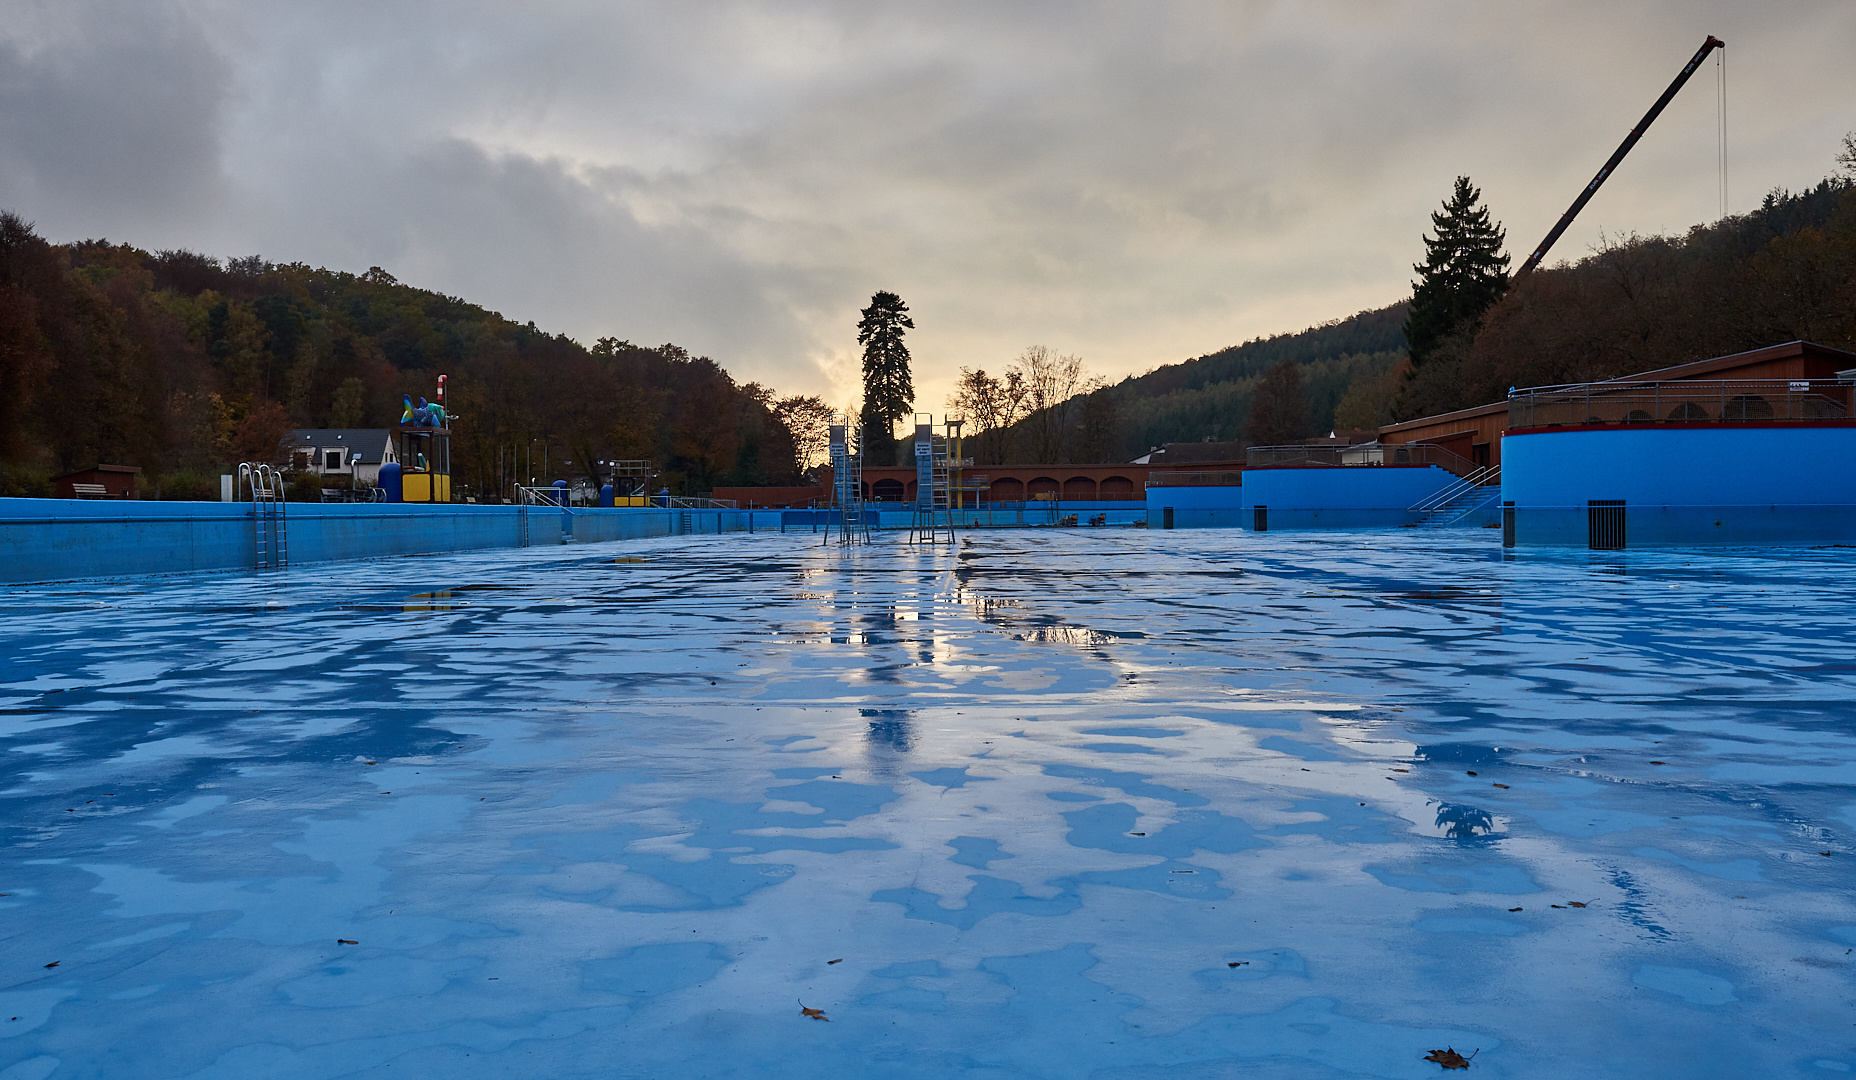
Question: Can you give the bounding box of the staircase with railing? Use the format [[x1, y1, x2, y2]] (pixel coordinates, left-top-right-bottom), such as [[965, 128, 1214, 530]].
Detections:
[[1409, 465, 1501, 528]]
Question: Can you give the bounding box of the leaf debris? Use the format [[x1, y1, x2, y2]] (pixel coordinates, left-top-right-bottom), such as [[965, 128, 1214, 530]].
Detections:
[[1424, 1047, 1476, 1069], [1507, 907, 1523, 912], [337, 939, 359, 945], [43, 962, 58, 969], [1491, 783, 1510, 789], [1226, 961, 1249, 968], [798, 1000, 829, 1021], [827, 958, 843, 964]]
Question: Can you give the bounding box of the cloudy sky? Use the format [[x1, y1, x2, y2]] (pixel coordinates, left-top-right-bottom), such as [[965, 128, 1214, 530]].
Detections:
[[3, 1, 1852, 409]]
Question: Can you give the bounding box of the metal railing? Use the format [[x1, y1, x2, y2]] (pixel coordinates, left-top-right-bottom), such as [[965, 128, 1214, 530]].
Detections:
[[237, 462, 288, 570], [1246, 442, 1479, 477], [1145, 470, 1244, 488], [1508, 378, 1853, 428], [1411, 465, 1500, 516]]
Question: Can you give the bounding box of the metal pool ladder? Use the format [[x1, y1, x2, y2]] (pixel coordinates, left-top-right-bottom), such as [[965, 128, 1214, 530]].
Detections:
[[239, 462, 288, 569]]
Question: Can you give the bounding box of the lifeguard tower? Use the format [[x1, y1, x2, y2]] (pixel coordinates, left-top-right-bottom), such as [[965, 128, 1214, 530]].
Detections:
[[393, 426, 451, 502]]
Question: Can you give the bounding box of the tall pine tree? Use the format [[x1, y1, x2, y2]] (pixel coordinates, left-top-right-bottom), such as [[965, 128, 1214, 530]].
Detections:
[[1403, 176, 1509, 367], [856, 290, 914, 466]]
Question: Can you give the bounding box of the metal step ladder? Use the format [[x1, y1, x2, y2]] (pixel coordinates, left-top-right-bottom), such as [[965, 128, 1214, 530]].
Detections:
[[238, 463, 288, 569]]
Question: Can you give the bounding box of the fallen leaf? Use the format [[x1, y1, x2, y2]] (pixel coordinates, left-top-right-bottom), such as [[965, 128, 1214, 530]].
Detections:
[[1226, 961, 1249, 968], [1821, 851, 1834, 857], [337, 939, 359, 945], [1129, 832, 1146, 836], [1393, 768, 1410, 773], [43, 962, 58, 969], [1465, 771, 1477, 776], [799, 1003, 829, 1021], [364, 761, 378, 765], [1567, 901, 1589, 908], [1507, 907, 1523, 912], [1551, 904, 1566, 909], [1649, 761, 1667, 766], [1424, 1047, 1476, 1069], [827, 959, 843, 964], [1492, 783, 1510, 789]]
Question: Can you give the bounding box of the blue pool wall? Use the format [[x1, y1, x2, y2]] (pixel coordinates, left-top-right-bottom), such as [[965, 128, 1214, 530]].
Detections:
[[1144, 485, 1247, 529], [1237, 466, 1457, 530], [0, 500, 764, 584], [1502, 425, 1856, 546]]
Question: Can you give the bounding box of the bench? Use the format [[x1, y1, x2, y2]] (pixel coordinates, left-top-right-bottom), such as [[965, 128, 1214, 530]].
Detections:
[[70, 483, 110, 499]]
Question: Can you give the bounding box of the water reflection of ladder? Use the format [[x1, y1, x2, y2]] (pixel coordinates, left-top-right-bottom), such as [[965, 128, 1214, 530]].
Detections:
[[239, 462, 288, 570]]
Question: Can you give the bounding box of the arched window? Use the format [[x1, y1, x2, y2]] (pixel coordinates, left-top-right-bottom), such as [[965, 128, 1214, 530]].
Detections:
[[1027, 476, 1060, 498], [1062, 477, 1097, 500], [1099, 475, 1135, 499], [872, 478, 905, 501], [1666, 403, 1710, 421], [990, 477, 1025, 502], [1722, 395, 1773, 421]]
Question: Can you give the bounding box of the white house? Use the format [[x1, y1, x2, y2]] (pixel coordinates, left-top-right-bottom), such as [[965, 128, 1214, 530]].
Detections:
[[284, 429, 397, 485]]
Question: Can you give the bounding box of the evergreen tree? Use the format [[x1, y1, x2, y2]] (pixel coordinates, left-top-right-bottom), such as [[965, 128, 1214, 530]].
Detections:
[[856, 290, 914, 466], [1404, 176, 1509, 367]]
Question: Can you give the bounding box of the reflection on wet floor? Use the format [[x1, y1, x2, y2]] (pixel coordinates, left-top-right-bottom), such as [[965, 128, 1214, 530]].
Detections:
[[1, 529, 1854, 1078]]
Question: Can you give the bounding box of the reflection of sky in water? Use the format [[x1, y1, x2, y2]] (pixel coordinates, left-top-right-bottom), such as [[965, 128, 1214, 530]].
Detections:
[[2, 530, 1854, 1077]]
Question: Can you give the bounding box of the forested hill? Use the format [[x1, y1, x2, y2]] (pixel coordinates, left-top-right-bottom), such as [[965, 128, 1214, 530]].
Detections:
[[0, 213, 800, 499], [1110, 303, 1408, 457]]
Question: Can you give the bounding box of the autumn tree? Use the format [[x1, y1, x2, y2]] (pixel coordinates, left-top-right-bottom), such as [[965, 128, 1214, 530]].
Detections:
[[774, 394, 833, 472], [856, 291, 913, 466], [1404, 176, 1509, 368], [1244, 361, 1307, 447], [1015, 346, 1087, 463]]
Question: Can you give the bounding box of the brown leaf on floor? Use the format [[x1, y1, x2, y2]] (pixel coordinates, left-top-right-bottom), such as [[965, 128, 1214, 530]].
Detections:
[[799, 1003, 829, 1021], [42, 962, 58, 969], [1551, 904, 1566, 909], [1821, 852, 1835, 856], [1649, 761, 1667, 765], [1567, 901, 1589, 908], [364, 761, 378, 765], [1227, 961, 1249, 968], [1507, 907, 1523, 912], [1465, 771, 1477, 776], [337, 939, 359, 945], [827, 959, 843, 964], [1393, 768, 1410, 773], [1425, 1047, 1475, 1069], [1491, 783, 1510, 789]]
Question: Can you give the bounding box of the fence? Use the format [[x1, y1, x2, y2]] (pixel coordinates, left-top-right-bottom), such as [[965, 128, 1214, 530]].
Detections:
[[1508, 379, 1853, 429]]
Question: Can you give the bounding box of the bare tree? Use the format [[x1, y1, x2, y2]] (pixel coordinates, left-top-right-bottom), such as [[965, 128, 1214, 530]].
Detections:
[[949, 367, 1027, 465], [1015, 346, 1087, 463], [774, 394, 834, 472]]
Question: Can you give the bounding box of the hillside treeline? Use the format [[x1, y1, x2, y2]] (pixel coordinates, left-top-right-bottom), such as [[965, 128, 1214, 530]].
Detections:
[[1085, 305, 1408, 460], [0, 213, 801, 499], [1402, 179, 1856, 416]]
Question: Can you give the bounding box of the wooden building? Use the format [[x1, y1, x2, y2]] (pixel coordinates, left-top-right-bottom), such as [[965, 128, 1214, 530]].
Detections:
[[52, 464, 141, 499]]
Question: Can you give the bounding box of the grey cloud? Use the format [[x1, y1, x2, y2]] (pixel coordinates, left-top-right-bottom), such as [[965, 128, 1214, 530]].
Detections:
[[2, 0, 1853, 405]]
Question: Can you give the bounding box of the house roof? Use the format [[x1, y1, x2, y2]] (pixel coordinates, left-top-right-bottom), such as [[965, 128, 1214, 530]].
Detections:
[[1617, 340, 1856, 382], [286, 429, 394, 463]]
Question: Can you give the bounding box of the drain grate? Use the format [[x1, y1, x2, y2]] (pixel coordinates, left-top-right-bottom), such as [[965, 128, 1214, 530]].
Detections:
[[1587, 500, 1626, 550]]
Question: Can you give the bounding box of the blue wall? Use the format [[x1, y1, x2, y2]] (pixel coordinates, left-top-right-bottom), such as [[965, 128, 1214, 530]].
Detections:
[[1238, 466, 1456, 530], [1144, 485, 1246, 529], [0, 500, 756, 584], [1503, 425, 1856, 546]]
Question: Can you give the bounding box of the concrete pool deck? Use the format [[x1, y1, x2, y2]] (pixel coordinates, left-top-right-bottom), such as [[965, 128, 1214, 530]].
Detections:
[[2, 529, 1854, 1078]]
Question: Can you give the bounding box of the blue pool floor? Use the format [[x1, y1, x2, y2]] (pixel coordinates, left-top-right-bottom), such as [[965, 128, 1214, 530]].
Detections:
[[2, 529, 1855, 1078]]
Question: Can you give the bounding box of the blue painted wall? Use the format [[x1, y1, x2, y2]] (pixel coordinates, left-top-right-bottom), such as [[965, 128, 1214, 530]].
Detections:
[[1238, 467, 1456, 530], [1503, 426, 1856, 546], [1144, 485, 1246, 530], [0, 500, 753, 584]]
